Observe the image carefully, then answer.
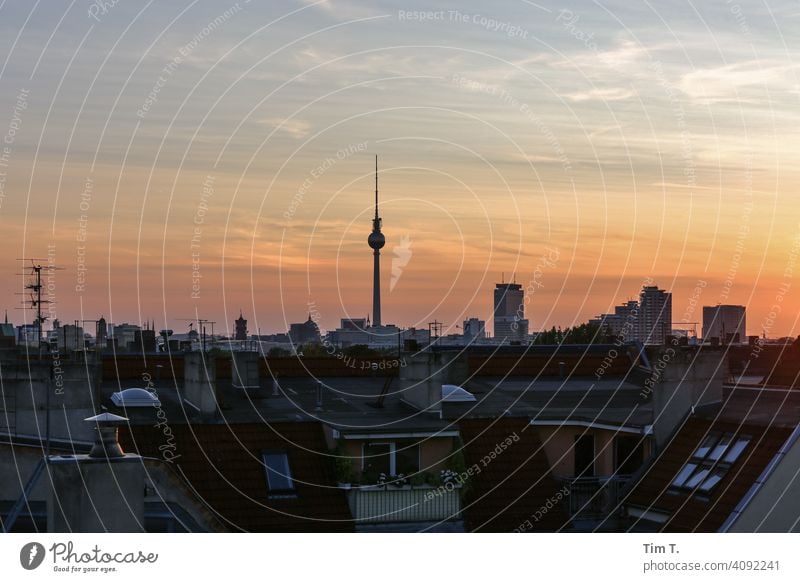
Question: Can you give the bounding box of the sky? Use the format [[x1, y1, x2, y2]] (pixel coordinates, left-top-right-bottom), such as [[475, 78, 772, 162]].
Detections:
[[0, 0, 799, 337]]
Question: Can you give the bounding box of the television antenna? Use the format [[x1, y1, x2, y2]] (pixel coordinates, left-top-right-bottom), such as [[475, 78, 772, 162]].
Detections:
[[16, 259, 63, 356], [178, 317, 217, 352]]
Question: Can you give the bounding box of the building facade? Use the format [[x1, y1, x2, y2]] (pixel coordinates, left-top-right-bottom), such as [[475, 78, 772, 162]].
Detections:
[[493, 282, 529, 343], [636, 286, 672, 345], [702, 305, 746, 344]]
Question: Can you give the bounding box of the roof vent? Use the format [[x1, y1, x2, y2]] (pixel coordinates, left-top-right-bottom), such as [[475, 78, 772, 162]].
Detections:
[[84, 412, 128, 459], [111, 388, 161, 408]]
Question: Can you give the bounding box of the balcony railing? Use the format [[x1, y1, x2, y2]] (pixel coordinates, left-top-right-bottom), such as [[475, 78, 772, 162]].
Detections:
[[558, 476, 629, 519], [342, 484, 461, 524]]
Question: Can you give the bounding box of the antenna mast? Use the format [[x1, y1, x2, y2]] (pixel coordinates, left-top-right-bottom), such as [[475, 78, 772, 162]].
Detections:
[[16, 259, 62, 357]]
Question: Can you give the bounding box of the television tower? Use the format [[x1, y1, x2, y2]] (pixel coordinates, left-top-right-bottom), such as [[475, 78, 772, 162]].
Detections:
[[367, 156, 385, 327]]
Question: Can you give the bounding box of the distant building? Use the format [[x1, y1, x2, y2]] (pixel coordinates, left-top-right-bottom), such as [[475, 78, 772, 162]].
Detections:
[[234, 312, 248, 341], [52, 323, 85, 351], [703, 305, 746, 344], [0, 311, 15, 347], [591, 300, 639, 339], [637, 286, 672, 345], [96, 316, 108, 348], [463, 318, 486, 340], [0, 311, 14, 338], [134, 329, 157, 352], [493, 282, 529, 343], [16, 323, 41, 346], [111, 323, 141, 350], [289, 315, 321, 346], [340, 318, 368, 331], [590, 286, 671, 345]]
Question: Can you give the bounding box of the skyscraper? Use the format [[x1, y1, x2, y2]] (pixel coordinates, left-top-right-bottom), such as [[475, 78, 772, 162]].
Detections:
[[367, 156, 385, 327], [637, 286, 672, 345], [493, 282, 529, 342], [96, 316, 108, 348], [703, 305, 746, 344]]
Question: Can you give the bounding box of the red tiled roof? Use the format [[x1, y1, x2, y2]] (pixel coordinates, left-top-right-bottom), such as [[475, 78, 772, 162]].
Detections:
[[120, 422, 354, 532], [625, 415, 793, 532], [459, 417, 568, 532]]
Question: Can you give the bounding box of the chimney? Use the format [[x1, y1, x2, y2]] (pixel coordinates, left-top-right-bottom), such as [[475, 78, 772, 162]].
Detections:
[[231, 350, 260, 391], [399, 349, 469, 414], [87, 412, 126, 458], [47, 413, 145, 532], [650, 346, 727, 447], [182, 351, 218, 419]]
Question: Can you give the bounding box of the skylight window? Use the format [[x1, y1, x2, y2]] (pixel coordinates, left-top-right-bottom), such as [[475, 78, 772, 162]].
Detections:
[[263, 452, 295, 494], [110, 388, 161, 408], [670, 432, 750, 494]]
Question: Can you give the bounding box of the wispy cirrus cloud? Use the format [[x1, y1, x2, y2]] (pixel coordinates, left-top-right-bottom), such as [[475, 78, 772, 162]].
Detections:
[[679, 61, 799, 103], [566, 87, 634, 102], [258, 117, 312, 138]]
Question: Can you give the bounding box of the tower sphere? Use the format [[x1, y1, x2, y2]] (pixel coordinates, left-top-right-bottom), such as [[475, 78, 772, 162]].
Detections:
[[368, 230, 385, 249]]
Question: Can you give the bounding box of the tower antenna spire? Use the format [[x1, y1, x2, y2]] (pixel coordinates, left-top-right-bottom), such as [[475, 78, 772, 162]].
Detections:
[[367, 155, 385, 327]]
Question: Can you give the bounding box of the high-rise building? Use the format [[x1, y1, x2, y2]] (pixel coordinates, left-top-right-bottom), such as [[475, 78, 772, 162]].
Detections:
[[96, 316, 108, 348], [367, 156, 385, 327], [493, 282, 529, 343], [235, 311, 248, 341], [703, 305, 746, 344], [463, 318, 486, 340], [637, 286, 672, 345], [591, 300, 639, 339]]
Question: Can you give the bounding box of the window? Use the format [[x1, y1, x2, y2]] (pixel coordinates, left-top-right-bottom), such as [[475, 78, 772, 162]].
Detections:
[[395, 443, 420, 475], [573, 435, 595, 478], [362, 441, 420, 477], [263, 452, 295, 494], [615, 435, 645, 475], [670, 432, 750, 494], [363, 443, 392, 476]]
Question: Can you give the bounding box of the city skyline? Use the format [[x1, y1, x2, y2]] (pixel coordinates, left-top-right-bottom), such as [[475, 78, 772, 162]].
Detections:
[[4, 0, 800, 546]]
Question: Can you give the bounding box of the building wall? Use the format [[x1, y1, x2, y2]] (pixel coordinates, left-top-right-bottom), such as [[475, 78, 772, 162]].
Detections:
[[340, 436, 454, 479], [535, 426, 613, 478], [702, 305, 746, 344], [638, 286, 672, 345], [0, 445, 223, 532], [419, 437, 456, 472], [3, 357, 99, 442], [494, 283, 526, 341], [535, 426, 651, 479], [651, 348, 727, 447]]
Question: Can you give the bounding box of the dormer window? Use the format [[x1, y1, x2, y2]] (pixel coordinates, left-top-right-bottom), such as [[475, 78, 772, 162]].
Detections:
[[263, 452, 295, 496], [670, 432, 750, 494]]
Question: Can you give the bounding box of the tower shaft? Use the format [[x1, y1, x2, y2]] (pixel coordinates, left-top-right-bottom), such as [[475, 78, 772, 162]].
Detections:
[[373, 248, 381, 327]]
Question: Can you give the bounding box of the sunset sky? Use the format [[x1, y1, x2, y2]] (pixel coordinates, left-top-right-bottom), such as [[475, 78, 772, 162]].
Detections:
[[1, 0, 799, 337]]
